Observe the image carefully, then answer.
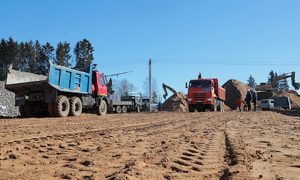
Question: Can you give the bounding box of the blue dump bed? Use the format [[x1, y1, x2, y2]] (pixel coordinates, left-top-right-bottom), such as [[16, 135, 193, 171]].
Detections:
[[5, 63, 93, 95], [48, 63, 93, 94]]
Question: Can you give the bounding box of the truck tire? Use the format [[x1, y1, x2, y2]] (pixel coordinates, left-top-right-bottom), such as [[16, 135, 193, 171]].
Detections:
[[97, 100, 107, 116], [122, 106, 128, 113], [54, 95, 70, 117], [116, 106, 122, 114], [69, 97, 82, 116]]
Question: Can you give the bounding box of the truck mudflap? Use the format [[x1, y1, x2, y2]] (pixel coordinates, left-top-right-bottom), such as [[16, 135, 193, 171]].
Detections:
[[5, 65, 48, 93]]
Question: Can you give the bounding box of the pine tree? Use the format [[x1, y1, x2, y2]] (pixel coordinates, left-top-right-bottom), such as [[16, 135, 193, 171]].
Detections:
[[55, 42, 71, 67], [17, 42, 28, 71], [268, 70, 275, 84], [0, 37, 19, 80], [6, 37, 19, 68], [107, 78, 115, 95], [0, 39, 7, 80], [74, 39, 94, 69], [25, 41, 36, 73], [39, 42, 54, 75], [247, 75, 256, 88]]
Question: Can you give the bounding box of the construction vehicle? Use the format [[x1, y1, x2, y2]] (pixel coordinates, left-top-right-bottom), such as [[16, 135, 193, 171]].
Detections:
[[162, 83, 187, 105], [256, 72, 300, 92], [186, 74, 226, 112], [109, 92, 142, 113], [5, 62, 109, 117]]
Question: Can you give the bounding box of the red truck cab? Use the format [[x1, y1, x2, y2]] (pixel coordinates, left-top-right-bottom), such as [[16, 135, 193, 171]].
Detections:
[[186, 78, 225, 112], [92, 70, 108, 96]]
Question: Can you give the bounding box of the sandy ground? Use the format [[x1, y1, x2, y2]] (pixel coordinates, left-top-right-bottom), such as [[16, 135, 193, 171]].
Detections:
[[0, 111, 299, 180]]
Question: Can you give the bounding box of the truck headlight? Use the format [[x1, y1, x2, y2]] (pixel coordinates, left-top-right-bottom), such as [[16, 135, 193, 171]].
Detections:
[[207, 98, 212, 101], [188, 98, 192, 101]]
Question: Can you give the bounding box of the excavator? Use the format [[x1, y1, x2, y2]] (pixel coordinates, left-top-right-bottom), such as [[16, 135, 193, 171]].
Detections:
[[256, 72, 300, 92], [162, 83, 187, 105], [162, 83, 178, 100]]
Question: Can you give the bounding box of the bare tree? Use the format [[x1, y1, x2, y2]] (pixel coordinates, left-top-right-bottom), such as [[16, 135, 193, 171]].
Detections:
[[114, 79, 137, 96]]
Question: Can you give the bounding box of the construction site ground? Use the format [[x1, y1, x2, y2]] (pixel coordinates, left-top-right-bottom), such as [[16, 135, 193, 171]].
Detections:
[[0, 112, 299, 180]]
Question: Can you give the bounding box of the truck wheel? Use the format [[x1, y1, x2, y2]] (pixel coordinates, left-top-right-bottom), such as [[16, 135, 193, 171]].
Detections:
[[70, 97, 82, 116], [54, 95, 70, 117], [116, 106, 122, 114], [122, 106, 128, 113], [136, 105, 141, 113], [98, 100, 107, 116]]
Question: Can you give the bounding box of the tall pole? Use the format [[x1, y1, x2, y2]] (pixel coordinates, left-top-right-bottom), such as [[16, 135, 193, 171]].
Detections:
[[149, 58, 152, 111]]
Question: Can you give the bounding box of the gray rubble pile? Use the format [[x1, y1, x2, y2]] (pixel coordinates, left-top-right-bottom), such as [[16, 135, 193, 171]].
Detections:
[[0, 81, 19, 117]]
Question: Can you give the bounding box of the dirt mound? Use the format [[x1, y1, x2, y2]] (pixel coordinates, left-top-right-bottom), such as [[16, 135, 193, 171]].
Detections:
[[271, 91, 300, 109], [222, 79, 252, 110], [162, 92, 188, 112]]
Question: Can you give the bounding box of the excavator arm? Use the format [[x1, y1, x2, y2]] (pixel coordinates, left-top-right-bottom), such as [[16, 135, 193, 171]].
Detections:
[[271, 72, 300, 90], [162, 83, 177, 100]]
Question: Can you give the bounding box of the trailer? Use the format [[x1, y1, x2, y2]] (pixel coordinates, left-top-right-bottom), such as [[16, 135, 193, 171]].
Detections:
[[109, 92, 142, 113], [5, 62, 109, 117]]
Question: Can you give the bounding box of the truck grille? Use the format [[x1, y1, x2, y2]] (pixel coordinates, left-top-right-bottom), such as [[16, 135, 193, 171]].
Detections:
[[191, 93, 205, 100]]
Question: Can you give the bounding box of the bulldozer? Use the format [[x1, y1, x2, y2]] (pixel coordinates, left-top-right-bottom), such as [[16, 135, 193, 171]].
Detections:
[[256, 72, 300, 92]]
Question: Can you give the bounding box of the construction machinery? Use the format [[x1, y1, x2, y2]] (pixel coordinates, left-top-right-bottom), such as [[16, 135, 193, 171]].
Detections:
[[256, 72, 300, 92], [162, 83, 178, 100], [186, 74, 226, 112], [5, 62, 109, 117], [109, 92, 143, 113], [162, 83, 187, 107]]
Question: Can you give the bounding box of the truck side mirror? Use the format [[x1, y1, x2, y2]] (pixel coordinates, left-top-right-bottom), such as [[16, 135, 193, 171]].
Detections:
[[185, 82, 188, 88]]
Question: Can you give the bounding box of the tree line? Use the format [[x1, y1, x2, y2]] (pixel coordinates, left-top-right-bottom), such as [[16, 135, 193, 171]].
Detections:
[[0, 37, 94, 80], [247, 70, 289, 91]]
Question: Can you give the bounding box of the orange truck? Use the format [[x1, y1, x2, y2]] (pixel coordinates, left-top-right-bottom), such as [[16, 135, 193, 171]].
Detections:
[[186, 75, 225, 112]]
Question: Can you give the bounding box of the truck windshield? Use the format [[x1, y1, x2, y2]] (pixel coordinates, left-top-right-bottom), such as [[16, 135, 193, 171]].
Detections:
[[189, 80, 211, 88]]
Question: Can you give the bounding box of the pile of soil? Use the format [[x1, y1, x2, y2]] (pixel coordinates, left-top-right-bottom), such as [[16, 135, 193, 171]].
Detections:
[[162, 92, 188, 112], [222, 79, 252, 110], [0, 81, 19, 117]]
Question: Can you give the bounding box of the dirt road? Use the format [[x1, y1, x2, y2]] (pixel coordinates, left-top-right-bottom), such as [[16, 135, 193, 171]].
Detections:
[[0, 112, 299, 179]]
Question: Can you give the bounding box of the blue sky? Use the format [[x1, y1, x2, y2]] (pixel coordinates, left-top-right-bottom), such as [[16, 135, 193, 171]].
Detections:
[[1, 0, 300, 97]]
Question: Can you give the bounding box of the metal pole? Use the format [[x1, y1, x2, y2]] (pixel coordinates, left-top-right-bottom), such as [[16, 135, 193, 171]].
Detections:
[[149, 58, 152, 111]]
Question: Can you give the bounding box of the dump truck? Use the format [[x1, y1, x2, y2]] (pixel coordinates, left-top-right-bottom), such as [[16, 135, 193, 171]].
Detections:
[[186, 74, 226, 112], [5, 62, 109, 117], [109, 92, 142, 113]]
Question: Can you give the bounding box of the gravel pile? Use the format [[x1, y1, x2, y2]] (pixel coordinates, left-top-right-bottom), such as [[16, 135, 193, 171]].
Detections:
[[0, 81, 19, 117]]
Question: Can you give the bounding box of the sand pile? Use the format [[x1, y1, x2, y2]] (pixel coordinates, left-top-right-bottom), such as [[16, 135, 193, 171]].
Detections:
[[162, 92, 188, 112], [222, 79, 252, 110]]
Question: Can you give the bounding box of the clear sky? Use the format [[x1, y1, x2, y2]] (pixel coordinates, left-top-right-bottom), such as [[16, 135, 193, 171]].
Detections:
[[1, 0, 300, 97]]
